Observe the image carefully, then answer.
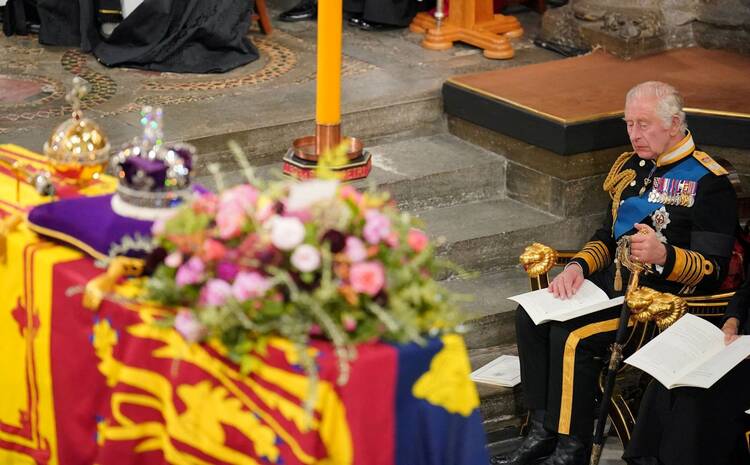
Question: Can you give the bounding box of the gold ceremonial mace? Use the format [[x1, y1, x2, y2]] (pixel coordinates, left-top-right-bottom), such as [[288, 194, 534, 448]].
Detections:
[[283, 0, 372, 180], [590, 233, 651, 465]]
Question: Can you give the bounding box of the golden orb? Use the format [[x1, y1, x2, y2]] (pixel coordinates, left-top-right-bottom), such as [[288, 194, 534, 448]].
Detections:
[[43, 77, 111, 183], [44, 117, 111, 182]]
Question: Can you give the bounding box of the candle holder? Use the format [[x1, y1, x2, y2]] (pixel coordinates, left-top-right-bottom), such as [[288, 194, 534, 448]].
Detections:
[[283, 123, 372, 181]]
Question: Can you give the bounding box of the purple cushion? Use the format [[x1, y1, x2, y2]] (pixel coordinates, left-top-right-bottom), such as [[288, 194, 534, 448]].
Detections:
[[27, 194, 153, 261]]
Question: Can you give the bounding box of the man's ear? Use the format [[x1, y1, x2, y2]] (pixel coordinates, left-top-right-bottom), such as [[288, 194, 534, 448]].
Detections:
[[670, 115, 681, 136]]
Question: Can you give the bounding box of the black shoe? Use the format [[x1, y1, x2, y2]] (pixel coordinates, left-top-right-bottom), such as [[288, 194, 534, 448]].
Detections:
[[347, 15, 364, 27], [357, 18, 389, 31], [540, 435, 588, 465], [279, 0, 316, 22], [490, 420, 557, 465]]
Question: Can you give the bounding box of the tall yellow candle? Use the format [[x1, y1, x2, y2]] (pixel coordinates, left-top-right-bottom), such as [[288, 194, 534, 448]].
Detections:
[[316, 0, 343, 126]]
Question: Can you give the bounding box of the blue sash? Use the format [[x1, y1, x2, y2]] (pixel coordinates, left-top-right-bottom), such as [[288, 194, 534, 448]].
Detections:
[[613, 156, 708, 239]]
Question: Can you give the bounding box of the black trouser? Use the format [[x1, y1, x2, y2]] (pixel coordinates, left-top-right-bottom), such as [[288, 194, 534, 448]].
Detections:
[[516, 268, 625, 442]]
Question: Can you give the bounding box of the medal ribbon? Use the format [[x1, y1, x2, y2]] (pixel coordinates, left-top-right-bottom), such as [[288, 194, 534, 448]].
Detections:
[[613, 156, 708, 239]]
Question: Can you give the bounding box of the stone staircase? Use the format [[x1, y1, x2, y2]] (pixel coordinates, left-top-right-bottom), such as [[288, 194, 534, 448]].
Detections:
[[195, 122, 603, 446]]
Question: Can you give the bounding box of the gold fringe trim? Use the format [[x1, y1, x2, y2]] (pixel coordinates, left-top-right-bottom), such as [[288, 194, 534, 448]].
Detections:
[[603, 152, 637, 235]]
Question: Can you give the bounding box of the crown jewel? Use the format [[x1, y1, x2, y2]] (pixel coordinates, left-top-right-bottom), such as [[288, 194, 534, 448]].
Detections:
[[43, 77, 111, 183], [109, 107, 194, 220]]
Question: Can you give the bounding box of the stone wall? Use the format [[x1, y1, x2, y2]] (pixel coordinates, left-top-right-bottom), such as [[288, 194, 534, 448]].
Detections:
[[540, 0, 750, 58]]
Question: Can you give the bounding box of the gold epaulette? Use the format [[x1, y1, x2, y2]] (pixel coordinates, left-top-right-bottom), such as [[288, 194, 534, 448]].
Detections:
[[692, 151, 728, 176], [602, 151, 637, 233]]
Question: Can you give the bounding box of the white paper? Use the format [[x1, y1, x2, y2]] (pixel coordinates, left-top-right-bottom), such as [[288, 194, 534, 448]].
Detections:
[[625, 314, 750, 389], [508, 280, 623, 325], [678, 336, 750, 388], [471, 355, 521, 387]]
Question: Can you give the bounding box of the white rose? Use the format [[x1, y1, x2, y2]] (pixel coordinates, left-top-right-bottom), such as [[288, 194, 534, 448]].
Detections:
[[291, 244, 321, 272], [270, 216, 306, 251]]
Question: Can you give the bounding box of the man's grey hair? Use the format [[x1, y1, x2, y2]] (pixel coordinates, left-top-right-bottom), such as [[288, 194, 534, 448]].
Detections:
[[625, 81, 687, 133]]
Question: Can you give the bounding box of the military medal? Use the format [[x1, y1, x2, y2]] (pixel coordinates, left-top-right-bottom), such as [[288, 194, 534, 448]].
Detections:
[[651, 206, 670, 243], [649, 177, 697, 206]]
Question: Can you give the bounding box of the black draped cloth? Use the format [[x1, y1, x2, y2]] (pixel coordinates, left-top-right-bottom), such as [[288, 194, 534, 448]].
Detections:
[[343, 0, 420, 27], [5, 0, 259, 73]]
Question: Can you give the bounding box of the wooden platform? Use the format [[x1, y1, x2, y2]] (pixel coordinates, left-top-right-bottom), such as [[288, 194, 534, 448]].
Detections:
[[444, 48, 750, 155]]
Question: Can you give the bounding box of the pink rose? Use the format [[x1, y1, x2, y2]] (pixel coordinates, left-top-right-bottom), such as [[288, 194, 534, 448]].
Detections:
[[221, 184, 258, 212], [385, 231, 399, 248], [345, 236, 367, 263], [342, 314, 357, 332], [270, 216, 306, 251], [174, 309, 207, 343], [232, 271, 272, 301], [202, 239, 227, 261], [349, 261, 386, 296], [291, 244, 321, 272], [309, 323, 323, 336], [199, 279, 233, 307], [363, 210, 391, 245], [192, 192, 219, 215], [407, 228, 429, 253], [339, 184, 363, 205], [216, 203, 245, 239], [175, 256, 205, 287], [164, 251, 183, 268]]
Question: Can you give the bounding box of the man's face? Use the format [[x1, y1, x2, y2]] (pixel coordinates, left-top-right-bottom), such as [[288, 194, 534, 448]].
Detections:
[[623, 96, 676, 159]]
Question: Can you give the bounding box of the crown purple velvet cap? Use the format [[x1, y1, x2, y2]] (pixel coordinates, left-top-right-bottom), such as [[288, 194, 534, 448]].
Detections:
[[110, 141, 194, 213]]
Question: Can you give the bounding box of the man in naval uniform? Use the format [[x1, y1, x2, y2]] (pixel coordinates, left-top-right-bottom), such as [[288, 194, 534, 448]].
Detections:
[[492, 81, 738, 465]]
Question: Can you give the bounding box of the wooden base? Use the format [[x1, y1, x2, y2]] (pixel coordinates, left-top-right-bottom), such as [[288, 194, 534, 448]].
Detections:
[[409, 12, 523, 59], [252, 0, 273, 35]]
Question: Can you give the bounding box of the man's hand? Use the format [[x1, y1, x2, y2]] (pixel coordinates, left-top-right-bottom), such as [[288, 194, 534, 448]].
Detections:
[[722, 317, 740, 345], [549, 264, 584, 300], [630, 224, 667, 266]]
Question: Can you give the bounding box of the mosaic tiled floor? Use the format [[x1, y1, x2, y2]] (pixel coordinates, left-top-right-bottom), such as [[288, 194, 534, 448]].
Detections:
[[0, 26, 379, 124], [0, 5, 554, 158]]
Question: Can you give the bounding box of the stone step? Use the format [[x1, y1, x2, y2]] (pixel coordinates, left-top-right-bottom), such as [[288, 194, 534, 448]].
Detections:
[[444, 268, 529, 350], [467, 343, 525, 438], [189, 97, 443, 176], [196, 132, 508, 211], [415, 197, 563, 274], [422, 199, 602, 275]]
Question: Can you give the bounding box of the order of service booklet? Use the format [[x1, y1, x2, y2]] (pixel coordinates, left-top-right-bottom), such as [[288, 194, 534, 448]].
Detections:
[[471, 355, 521, 387], [624, 313, 750, 389], [507, 279, 624, 326]]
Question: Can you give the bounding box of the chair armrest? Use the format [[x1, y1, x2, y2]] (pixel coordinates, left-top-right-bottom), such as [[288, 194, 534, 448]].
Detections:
[[519, 243, 577, 290]]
